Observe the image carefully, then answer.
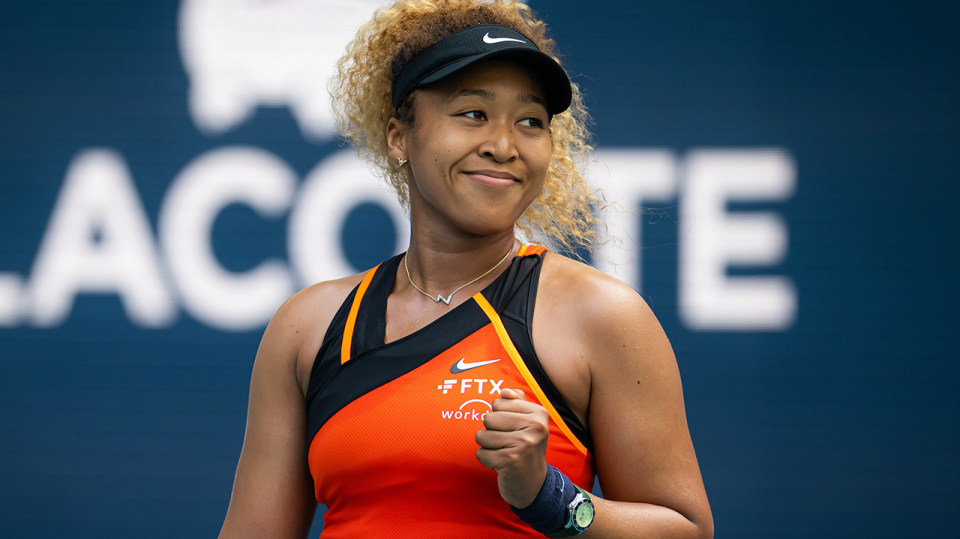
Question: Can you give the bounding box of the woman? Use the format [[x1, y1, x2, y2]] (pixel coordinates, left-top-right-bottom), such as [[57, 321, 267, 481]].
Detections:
[[219, 1, 713, 538]]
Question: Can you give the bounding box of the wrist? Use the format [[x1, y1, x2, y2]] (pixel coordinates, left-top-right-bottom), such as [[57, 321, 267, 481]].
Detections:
[[510, 465, 591, 536]]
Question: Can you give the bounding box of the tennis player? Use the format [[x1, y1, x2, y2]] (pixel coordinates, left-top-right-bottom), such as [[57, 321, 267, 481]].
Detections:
[[219, 1, 713, 537]]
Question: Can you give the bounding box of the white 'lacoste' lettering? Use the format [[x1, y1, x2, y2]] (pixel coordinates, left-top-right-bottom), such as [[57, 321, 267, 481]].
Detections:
[[483, 32, 525, 45]]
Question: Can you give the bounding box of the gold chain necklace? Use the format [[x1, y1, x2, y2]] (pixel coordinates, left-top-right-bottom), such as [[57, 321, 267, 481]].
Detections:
[[404, 247, 514, 305]]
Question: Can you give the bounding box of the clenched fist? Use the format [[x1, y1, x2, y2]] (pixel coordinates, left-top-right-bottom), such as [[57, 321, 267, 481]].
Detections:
[[475, 388, 550, 508]]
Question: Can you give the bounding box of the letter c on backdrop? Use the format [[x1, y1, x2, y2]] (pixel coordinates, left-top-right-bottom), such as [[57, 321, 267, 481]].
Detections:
[[159, 146, 296, 331], [288, 149, 409, 287]]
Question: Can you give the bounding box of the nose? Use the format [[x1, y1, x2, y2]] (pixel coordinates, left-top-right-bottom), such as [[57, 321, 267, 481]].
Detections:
[[479, 121, 518, 163]]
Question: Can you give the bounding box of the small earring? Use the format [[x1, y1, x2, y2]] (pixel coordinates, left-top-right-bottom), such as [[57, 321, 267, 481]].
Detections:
[[397, 157, 407, 167]]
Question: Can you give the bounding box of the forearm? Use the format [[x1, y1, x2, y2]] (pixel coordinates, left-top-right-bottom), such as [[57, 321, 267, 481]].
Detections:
[[581, 497, 713, 539]]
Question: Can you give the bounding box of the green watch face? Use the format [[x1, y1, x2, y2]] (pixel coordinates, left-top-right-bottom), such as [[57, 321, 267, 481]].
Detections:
[[574, 499, 595, 529]]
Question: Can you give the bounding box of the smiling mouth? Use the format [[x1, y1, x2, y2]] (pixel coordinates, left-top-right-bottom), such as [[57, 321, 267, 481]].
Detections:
[[464, 170, 519, 188]]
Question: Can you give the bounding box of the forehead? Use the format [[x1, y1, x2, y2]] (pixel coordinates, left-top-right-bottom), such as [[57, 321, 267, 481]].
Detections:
[[422, 59, 547, 104]]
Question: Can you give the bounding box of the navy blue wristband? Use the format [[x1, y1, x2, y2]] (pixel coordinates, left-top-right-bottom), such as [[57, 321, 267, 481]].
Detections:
[[510, 465, 578, 534]]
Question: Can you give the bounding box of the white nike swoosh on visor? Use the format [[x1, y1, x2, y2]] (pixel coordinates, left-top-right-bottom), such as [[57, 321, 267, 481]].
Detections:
[[483, 33, 526, 44], [451, 358, 502, 373]]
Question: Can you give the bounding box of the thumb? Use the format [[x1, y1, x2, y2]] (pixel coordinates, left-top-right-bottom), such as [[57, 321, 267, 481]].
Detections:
[[498, 388, 526, 401]]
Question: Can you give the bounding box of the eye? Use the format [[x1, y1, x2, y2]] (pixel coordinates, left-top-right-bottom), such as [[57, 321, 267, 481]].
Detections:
[[463, 110, 486, 120], [518, 117, 544, 128]]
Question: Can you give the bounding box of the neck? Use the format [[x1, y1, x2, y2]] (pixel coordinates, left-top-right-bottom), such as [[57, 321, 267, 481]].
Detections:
[[403, 230, 519, 295], [401, 175, 526, 298]]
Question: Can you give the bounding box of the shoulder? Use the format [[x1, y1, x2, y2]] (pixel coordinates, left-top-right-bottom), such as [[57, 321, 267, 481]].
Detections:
[[267, 272, 367, 339], [529, 252, 672, 429], [536, 252, 671, 375], [538, 252, 658, 333], [276, 272, 368, 334], [259, 270, 372, 392]]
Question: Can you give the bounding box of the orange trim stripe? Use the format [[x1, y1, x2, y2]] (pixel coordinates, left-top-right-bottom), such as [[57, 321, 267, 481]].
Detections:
[[517, 244, 529, 257], [341, 264, 381, 365], [472, 292, 589, 456], [524, 245, 547, 257]]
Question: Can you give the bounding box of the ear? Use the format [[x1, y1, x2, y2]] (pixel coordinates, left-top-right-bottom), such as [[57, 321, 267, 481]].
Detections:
[[386, 117, 407, 163]]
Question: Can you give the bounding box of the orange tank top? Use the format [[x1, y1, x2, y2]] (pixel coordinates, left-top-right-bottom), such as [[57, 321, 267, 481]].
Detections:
[[305, 246, 594, 538]]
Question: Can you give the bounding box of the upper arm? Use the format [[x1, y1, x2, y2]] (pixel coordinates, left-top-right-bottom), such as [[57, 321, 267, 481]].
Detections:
[[219, 296, 317, 539], [219, 278, 358, 539], [534, 257, 712, 537], [584, 281, 712, 533]]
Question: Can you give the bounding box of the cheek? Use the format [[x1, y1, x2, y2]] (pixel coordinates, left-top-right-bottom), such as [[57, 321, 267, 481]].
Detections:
[[530, 141, 553, 183]]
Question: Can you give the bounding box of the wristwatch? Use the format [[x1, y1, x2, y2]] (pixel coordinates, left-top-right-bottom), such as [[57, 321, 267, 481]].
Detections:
[[545, 484, 594, 538]]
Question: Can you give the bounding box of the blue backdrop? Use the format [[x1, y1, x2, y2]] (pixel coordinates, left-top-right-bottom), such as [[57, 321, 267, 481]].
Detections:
[[1, 1, 957, 538]]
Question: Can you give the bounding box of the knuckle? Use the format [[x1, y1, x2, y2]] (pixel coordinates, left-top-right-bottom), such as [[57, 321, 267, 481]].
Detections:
[[529, 419, 548, 435], [521, 433, 539, 447]]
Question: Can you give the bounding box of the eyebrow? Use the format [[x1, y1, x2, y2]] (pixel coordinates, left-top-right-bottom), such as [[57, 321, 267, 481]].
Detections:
[[447, 88, 548, 111], [446, 88, 494, 102], [517, 92, 548, 111]]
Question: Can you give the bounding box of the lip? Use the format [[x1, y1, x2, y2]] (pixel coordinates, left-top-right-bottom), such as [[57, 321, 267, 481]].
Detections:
[[463, 170, 519, 188]]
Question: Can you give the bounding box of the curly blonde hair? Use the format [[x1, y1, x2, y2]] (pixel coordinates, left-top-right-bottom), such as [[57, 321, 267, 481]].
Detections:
[[329, 0, 602, 254]]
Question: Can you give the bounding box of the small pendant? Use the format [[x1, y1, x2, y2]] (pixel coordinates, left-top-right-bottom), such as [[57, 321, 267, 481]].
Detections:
[[435, 294, 452, 305]]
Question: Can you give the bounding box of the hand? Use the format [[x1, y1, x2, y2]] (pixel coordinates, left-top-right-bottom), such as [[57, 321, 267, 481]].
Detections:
[[475, 388, 550, 508]]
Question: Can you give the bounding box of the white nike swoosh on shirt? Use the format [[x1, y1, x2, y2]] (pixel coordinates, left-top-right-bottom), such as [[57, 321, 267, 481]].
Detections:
[[483, 33, 526, 45], [450, 358, 502, 373]]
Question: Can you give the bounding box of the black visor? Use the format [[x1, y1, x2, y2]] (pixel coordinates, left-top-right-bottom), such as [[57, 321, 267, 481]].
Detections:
[[391, 24, 572, 116]]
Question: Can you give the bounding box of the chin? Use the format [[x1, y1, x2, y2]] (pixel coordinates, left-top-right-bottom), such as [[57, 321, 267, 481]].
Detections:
[[456, 214, 519, 238], [462, 199, 531, 231]]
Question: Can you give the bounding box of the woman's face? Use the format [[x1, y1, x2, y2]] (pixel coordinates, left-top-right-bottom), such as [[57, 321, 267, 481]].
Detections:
[[389, 59, 553, 238]]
